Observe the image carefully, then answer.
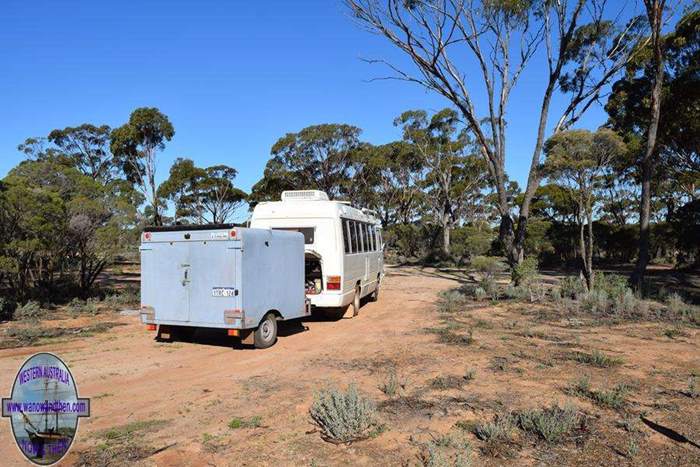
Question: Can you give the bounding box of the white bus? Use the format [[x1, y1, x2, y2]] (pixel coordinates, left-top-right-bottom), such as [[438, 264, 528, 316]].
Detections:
[[250, 190, 384, 317]]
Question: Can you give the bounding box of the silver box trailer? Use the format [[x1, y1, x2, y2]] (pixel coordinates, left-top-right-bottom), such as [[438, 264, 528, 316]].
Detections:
[[139, 225, 310, 348]]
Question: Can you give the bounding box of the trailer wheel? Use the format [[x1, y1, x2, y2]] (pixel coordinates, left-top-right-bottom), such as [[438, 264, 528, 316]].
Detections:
[[352, 285, 361, 317], [254, 313, 278, 349]]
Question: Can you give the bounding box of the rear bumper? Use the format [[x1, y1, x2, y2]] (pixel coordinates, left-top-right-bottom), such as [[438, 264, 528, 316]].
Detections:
[[307, 290, 353, 308]]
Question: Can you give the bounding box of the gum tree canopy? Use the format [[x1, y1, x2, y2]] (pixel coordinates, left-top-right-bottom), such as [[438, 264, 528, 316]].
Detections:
[[345, 0, 649, 265]]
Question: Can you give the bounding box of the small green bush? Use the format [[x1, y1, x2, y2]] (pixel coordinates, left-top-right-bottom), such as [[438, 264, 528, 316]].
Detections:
[[590, 384, 628, 409], [14, 300, 44, 321], [228, 415, 262, 429], [66, 298, 99, 316], [103, 288, 140, 307], [517, 403, 581, 443], [437, 289, 468, 313], [378, 370, 405, 397], [474, 413, 516, 442], [572, 350, 623, 368], [473, 287, 487, 301], [559, 276, 586, 299], [471, 256, 500, 279], [309, 385, 380, 444], [512, 257, 538, 286]]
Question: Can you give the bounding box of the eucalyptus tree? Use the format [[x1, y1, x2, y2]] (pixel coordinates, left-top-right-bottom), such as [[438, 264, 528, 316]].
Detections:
[[348, 141, 425, 226], [395, 108, 489, 254], [111, 107, 175, 226], [345, 0, 649, 265], [606, 6, 697, 289], [159, 158, 246, 224], [544, 128, 626, 290]]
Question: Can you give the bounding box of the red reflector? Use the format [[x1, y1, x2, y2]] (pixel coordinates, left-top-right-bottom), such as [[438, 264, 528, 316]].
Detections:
[[228, 329, 240, 336], [327, 282, 340, 290], [143, 232, 152, 241], [229, 229, 237, 238], [146, 324, 157, 331]]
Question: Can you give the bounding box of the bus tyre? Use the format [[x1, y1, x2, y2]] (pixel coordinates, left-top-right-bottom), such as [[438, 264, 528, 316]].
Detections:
[[370, 280, 380, 302], [352, 285, 361, 317], [254, 313, 278, 349]]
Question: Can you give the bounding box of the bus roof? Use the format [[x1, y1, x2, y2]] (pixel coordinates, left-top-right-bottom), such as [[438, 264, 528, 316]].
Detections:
[[252, 199, 380, 224]]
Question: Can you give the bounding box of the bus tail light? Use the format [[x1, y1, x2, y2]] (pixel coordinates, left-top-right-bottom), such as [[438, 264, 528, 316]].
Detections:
[[146, 324, 157, 331], [326, 276, 341, 290]]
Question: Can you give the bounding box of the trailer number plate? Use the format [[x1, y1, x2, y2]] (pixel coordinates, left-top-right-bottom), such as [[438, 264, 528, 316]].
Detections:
[[212, 287, 236, 297]]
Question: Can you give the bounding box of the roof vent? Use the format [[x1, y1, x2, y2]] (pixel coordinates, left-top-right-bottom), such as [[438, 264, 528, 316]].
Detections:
[[281, 190, 329, 202]]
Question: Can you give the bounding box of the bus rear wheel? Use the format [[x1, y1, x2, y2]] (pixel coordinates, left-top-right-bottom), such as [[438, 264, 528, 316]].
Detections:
[[352, 285, 361, 317], [370, 279, 380, 302]]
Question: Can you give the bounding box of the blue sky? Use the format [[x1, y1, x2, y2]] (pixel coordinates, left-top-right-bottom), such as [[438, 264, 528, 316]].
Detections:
[[1, 0, 618, 197]]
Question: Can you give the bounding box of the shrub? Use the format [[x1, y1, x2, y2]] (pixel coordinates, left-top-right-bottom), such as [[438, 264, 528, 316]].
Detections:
[[473, 287, 487, 301], [512, 257, 538, 286], [0, 296, 17, 321], [14, 300, 44, 321], [504, 285, 529, 301], [572, 350, 623, 368], [437, 289, 468, 313], [590, 384, 628, 409], [104, 287, 140, 307], [593, 273, 628, 299], [559, 276, 586, 299], [378, 370, 405, 397], [581, 289, 609, 314], [517, 403, 581, 443], [309, 385, 380, 444], [474, 413, 516, 442], [228, 415, 262, 429], [612, 289, 638, 316], [470, 256, 500, 279], [66, 298, 99, 316]]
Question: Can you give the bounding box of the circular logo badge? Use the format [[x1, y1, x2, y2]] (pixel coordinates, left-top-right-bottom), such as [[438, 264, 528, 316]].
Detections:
[[2, 352, 90, 465]]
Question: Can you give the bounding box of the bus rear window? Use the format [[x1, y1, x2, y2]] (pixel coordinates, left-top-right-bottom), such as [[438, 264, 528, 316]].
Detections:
[[272, 227, 315, 244]]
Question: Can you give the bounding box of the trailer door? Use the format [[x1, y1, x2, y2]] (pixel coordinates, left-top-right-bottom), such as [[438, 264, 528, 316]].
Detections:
[[187, 239, 239, 325], [143, 241, 191, 322]]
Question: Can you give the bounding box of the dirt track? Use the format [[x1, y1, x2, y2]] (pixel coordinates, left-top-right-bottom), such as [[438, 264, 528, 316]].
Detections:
[[1, 265, 698, 466], [0, 266, 457, 465]]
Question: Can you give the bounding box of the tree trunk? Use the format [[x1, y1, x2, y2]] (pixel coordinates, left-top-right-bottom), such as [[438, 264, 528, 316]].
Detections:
[[442, 217, 451, 256], [579, 217, 591, 290], [586, 211, 594, 291], [632, 0, 665, 294]]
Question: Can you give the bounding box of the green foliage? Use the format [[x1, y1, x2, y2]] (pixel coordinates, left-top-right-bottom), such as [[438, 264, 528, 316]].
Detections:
[[1, 158, 139, 301], [572, 350, 623, 368], [158, 158, 247, 224], [66, 298, 99, 316], [103, 288, 140, 307], [450, 223, 495, 261], [110, 107, 174, 225], [516, 404, 581, 443], [249, 124, 361, 204], [378, 370, 405, 397], [13, 300, 44, 321], [474, 413, 516, 442], [471, 256, 500, 278], [437, 289, 469, 313], [309, 385, 380, 444], [512, 257, 538, 286], [227, 416, 262, 430]]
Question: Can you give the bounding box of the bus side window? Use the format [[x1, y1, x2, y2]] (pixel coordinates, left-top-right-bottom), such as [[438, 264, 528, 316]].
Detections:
[[342, 219, 351, 254], [350, 220, 358, 253], [363, 223, 370, 252], [370, 225, 376, 251], [368, 225, 374, 251], [377, 229, 383, 250], [358, 223, 365, 252]]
